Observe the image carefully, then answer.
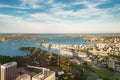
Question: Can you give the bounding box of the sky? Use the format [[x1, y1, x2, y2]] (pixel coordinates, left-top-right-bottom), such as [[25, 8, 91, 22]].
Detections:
[[0, 0, 120, 33]]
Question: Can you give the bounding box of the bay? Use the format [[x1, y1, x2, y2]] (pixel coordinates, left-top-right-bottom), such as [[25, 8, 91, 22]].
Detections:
[[0, 34, 88, 56]]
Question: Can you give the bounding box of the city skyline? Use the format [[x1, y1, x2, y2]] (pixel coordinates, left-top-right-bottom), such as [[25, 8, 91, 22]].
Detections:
[[0, 0, 120, 33]]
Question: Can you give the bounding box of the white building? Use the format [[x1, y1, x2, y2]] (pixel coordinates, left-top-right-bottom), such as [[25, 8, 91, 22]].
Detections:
[[77, 52, 87, 58], [59, 50, 73, 57], [96, 44, 106, 49]]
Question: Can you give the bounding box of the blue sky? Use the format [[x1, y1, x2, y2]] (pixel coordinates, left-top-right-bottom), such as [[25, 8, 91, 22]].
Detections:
[[0, 0, 120, 33]]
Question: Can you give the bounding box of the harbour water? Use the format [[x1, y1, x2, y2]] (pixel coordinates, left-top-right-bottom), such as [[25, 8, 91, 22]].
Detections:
[[0, 34, 89, 56]]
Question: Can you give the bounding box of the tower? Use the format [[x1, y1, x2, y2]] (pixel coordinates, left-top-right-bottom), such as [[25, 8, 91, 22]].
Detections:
[[1, 62, 17, 80]]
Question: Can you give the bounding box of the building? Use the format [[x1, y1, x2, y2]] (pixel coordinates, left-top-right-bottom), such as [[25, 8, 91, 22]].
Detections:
[[0, 36, 5, 42], [32, 71, 55, 80], [0, 62, 55, 80], [1, 62, 17, 80], [16, 74, 31, 80], [96, 44, 106, 49], [59, 50, 73, 57], [32, 73, 44, 80], [77, 52, 87, 58], [107, 59, 115, 69]]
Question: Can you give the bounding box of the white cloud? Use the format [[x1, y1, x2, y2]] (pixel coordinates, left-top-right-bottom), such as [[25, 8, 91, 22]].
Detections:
[[0, 14, 120, 33], [21, 0, 41, 9], [0, 4, 30, 9], [15, 10, 27, 13], [50, 7, 111, 21], [30, 13, 61, 22], [0, 0, 120, 33], [48, 0, 119, 22], [107, 4, 120, 12], [0, 14, 22, 23], [45, 0, 54, 5]]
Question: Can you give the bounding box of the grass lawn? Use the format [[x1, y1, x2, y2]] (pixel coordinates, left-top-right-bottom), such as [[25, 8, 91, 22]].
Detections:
[[94, 68, 120, 80], [48, 65, 58, 71]]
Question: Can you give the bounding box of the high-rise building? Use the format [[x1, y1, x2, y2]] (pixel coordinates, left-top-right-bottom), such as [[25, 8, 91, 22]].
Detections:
[[1, 62, 17, 80]]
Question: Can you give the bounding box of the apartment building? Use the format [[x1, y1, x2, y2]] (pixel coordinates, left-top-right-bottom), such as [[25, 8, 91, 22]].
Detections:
[[1, 62, 17, 80]]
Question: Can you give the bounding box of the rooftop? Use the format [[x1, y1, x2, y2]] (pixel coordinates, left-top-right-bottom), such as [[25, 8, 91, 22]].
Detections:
[[32, 71, 55, 79], [16, 74, 31, 80], [32, 73, 44, 79], [1, 62, 17, 68]]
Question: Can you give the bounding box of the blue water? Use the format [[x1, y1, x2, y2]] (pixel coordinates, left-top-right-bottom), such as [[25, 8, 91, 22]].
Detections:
[[0, 35, 88, 56]]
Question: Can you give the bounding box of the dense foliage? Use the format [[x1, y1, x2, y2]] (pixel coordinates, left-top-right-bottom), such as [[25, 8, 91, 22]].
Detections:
[[0, 55, 26, 67]]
